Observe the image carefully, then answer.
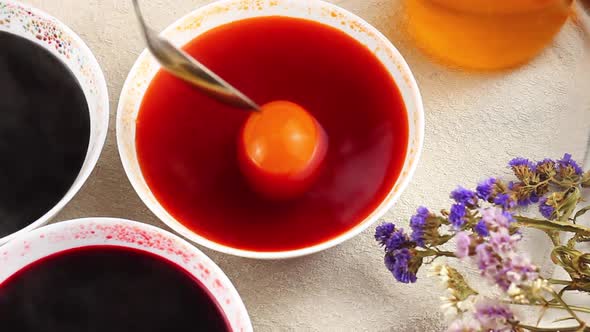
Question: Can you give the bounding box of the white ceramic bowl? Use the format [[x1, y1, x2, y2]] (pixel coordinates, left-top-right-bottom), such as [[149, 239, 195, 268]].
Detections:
[[0, 1, 109, 244], [117, 0, 424, 259], [0, 218, 253, 331]]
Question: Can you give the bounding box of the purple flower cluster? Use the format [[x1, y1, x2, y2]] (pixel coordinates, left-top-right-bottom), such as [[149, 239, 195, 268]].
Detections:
[[387, 230, 411, 252], [375, 223, 395, 246], [450, 203, 467, 229], [558, 153, 583, 176], [385, 249, 416, 284], [493, 193, 516, 210], [538, 197, 555, 220], [451, 187, 478, 206], [449, 187, 478, 230], [474, 220, 489, 237], [508, 181, 540, 207], [517, 192, 539, 207], [508, 157, 535, 171], [375, 154, 584, 290], [410, 206, 430, 247], [476, 178, 497, 201], [536, 158, 555, 172], [376, 223, 410, 252], [473, 154, 584, 215], [374, 154, 588, 331], [375, 223, 417, 283]]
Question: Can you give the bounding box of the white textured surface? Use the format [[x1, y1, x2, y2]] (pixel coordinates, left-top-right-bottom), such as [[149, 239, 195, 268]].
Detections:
[[23, 0, 590, 331]]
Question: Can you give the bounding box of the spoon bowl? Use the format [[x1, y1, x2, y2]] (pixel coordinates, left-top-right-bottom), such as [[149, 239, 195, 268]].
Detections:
[[118, 0, 424, 259], [0, 0, 109, 245]]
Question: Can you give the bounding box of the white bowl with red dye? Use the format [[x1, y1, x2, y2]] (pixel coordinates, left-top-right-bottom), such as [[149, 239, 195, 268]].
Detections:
[[117, 0, 424, 259], [0, 0, 109, 244], [0, 218, 253, 332]]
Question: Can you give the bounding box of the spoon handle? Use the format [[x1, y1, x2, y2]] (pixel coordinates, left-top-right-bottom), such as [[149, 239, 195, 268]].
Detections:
[[132, 0, 259, 110]]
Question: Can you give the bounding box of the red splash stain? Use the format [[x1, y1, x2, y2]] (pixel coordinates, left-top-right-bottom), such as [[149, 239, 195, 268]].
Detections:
[[82, 224, 198, 265]]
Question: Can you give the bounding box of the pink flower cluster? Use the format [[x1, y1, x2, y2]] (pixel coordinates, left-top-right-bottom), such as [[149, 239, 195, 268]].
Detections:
[[447, 299, 516, 332], [455, 207, 538, 291]]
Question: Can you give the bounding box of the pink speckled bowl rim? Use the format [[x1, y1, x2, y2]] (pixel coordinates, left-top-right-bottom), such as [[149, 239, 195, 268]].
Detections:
[[0, 0, 110, 245], [0, 218, 253, 332], [117, 0, 424, 259]]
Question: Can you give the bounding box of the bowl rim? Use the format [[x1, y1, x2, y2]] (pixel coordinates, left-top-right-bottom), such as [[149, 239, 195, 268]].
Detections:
[[0, 0, 110, 245], [117, 0, 424, 259], [0, 217, 253, 332]]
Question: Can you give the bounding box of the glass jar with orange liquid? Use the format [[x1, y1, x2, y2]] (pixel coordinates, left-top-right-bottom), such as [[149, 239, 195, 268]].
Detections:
[[406, 0, 573, 70]]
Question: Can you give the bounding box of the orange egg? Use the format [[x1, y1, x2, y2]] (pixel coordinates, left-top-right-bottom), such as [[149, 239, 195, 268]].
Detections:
[[237, 101, 328, 200]]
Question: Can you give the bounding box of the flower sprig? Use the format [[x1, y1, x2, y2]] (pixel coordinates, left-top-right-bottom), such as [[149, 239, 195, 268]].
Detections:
[[375, 154, 590, 332]]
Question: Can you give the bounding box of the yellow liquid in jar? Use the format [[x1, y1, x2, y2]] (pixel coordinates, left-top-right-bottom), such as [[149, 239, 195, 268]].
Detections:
[[406, 0, 572, 70]]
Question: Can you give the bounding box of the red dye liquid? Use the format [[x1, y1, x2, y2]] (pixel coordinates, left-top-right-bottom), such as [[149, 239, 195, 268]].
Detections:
[[0, 246, 230, 332], [136, 17, 408, 252]]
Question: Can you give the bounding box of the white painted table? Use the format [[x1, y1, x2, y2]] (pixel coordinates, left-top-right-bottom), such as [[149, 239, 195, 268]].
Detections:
[[25, 0, 590, 330]]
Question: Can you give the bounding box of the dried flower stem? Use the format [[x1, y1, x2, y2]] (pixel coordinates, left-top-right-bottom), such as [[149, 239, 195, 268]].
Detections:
[[515, 323, 590, 332], [431, 249, 456, 258], [515, 216, 590, 236], [545, 286, 586, 327], [549, 279, 574, 286], [508, 300, 590, 317]]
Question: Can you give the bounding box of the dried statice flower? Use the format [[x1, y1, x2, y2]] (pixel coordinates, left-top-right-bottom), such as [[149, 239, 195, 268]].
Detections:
[[538, 197, 555, 220], [410, 206, 430, 247], [476, 178, 497, 201], [455, 232, 472, 259], [431, 264, 477, 317], [479, 207, 514, 231], [376, 224, 420, 283], [451, 187, 478, 207], [493, 193, 516, 210], [446, 317, 481, 332], [508, 278, 550, 304], [535, 158, 556, 178], [410, 206, 449, 247], [474, 220, 489, 237], [557, 153, 583, 177], [375, 223, 411, 252], [475, 228, 538, 291], [450, 203, 468, 229], [375, 223, 395, 247], [509, 157, 536, 182], [473, 299, 516, 332], [375, 153, 590, 332], [385, 248, 418, 283]]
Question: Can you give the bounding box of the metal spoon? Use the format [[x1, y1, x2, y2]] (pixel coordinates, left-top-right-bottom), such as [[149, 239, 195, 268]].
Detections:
[[131, 0, 260, 110]]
